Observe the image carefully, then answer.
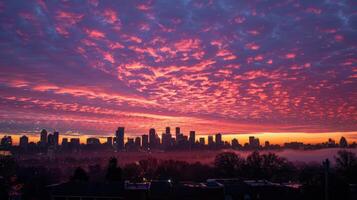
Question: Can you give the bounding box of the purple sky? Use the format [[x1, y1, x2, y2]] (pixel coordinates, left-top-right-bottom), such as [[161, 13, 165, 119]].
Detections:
[[0, 0, 356, 138]]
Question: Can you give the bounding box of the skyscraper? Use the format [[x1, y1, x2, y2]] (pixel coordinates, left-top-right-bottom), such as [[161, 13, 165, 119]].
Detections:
[[149, 128, 157, 149], [116, 127, 125, 150], [142, 134, 149, 150], [199, 137, 205, 146], [48, 134, 55, 146], [175, 127, 180, 139], [40, 129, 48, 145], [208, 136, 214, 147], [0, 136, 12, 148], [339, 136, 348, 148], [162, 132, 172, 149], [134, 137, 141, 149], [215, 133, 222, 146], [53, 131, 59, 146], [166, 127, 171, 134], [19, 135, 28, 148], [189, 131, 196, 145], [248, 136, 260, 149]]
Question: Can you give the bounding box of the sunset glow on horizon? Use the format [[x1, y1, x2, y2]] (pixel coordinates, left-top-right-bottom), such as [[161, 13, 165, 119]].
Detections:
[[0, 0, 356, 143]]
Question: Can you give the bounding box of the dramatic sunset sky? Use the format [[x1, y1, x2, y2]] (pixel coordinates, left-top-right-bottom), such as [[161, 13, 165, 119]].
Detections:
[[0, 0, 356, 143]]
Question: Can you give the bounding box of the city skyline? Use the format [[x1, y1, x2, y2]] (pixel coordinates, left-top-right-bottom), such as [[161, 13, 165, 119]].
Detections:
[[0, 1, 357, 140], [1, 126, 355, 146]]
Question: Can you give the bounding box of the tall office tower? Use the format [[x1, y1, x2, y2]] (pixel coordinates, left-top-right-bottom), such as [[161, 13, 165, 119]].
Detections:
[[199, 137, 205, 146], [116, 127, 125, 150], [142, 134, 149, 150], [162, 132, 172, 149], [165, 127, 171, 134], [149, 128, 157, 148], [134, 137, 141, 148], [47, 134, 55, 146], [189, 131, 196, 145], [249, 136, 255, 146], [106, 137, 113, 146], [19, 135, 29, 148], [40, 129, 48, 145], [175, 127, 180, 139], [215, 133, 222, 146], [53, 131, 59, 146], [208, 135, 214, 147], [248, 136, 260, 149]]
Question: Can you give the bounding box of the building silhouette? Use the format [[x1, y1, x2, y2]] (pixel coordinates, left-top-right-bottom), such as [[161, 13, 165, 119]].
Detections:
[[339, 136, 348, 148], [215, 133, 223, 147], [19, 135, 29, 148], [248, 136, 260, 149], [54, 131, 59, 146], [189, 131, 196, 146], [208, 136, 214, 147], [142, 134, 149, 150], [40, 129, 48, 145], [175, 127, 180, 139], [106, 137, 113, 146], [149, 128, 157, 149], [116, 127, 125, 150], [0, 135, 12, 148]]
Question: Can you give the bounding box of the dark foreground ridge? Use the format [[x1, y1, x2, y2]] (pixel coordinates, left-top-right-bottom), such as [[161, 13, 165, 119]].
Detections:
[[1, 150, 357, 200]]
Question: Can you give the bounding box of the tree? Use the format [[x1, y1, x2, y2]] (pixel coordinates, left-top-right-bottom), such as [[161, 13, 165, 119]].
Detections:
[[214, 152, 244, 177], [245, 151, 263, 178], [71, 167, 89, 182], [335, 150, 357, 183], [335, 150, 357, 170], [261, 153, 294, 182], [106, 157, 122, 182], [123, 163, 143, 181]]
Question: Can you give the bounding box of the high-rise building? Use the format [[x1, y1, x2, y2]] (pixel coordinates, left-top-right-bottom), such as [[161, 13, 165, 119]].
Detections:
[[175, 127, 180, 139], [142, 134, 149, 150], [208, 136, 214, 147], [0, 136, 12, 148], [19, 135, 29, 148], [149, 128, 157, 149], [48, 134, 55, 146], [189, 131, 196, 145], [165, 127, 171, 134], [134, 137, 141, 148], [116, 127, 125, 150], [199, 137, 205, 146], [215, 133, 222, 146], [40, 129, 48, 145], [53, 131, 59, 146], [162, 132, 172, 149], [248, 136, 260, 149], [106, 137, 113, 146], [339, 136, 348, 148]]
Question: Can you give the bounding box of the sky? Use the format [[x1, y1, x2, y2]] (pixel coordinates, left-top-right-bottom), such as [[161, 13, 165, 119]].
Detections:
[[0, 0, 356, 142]]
